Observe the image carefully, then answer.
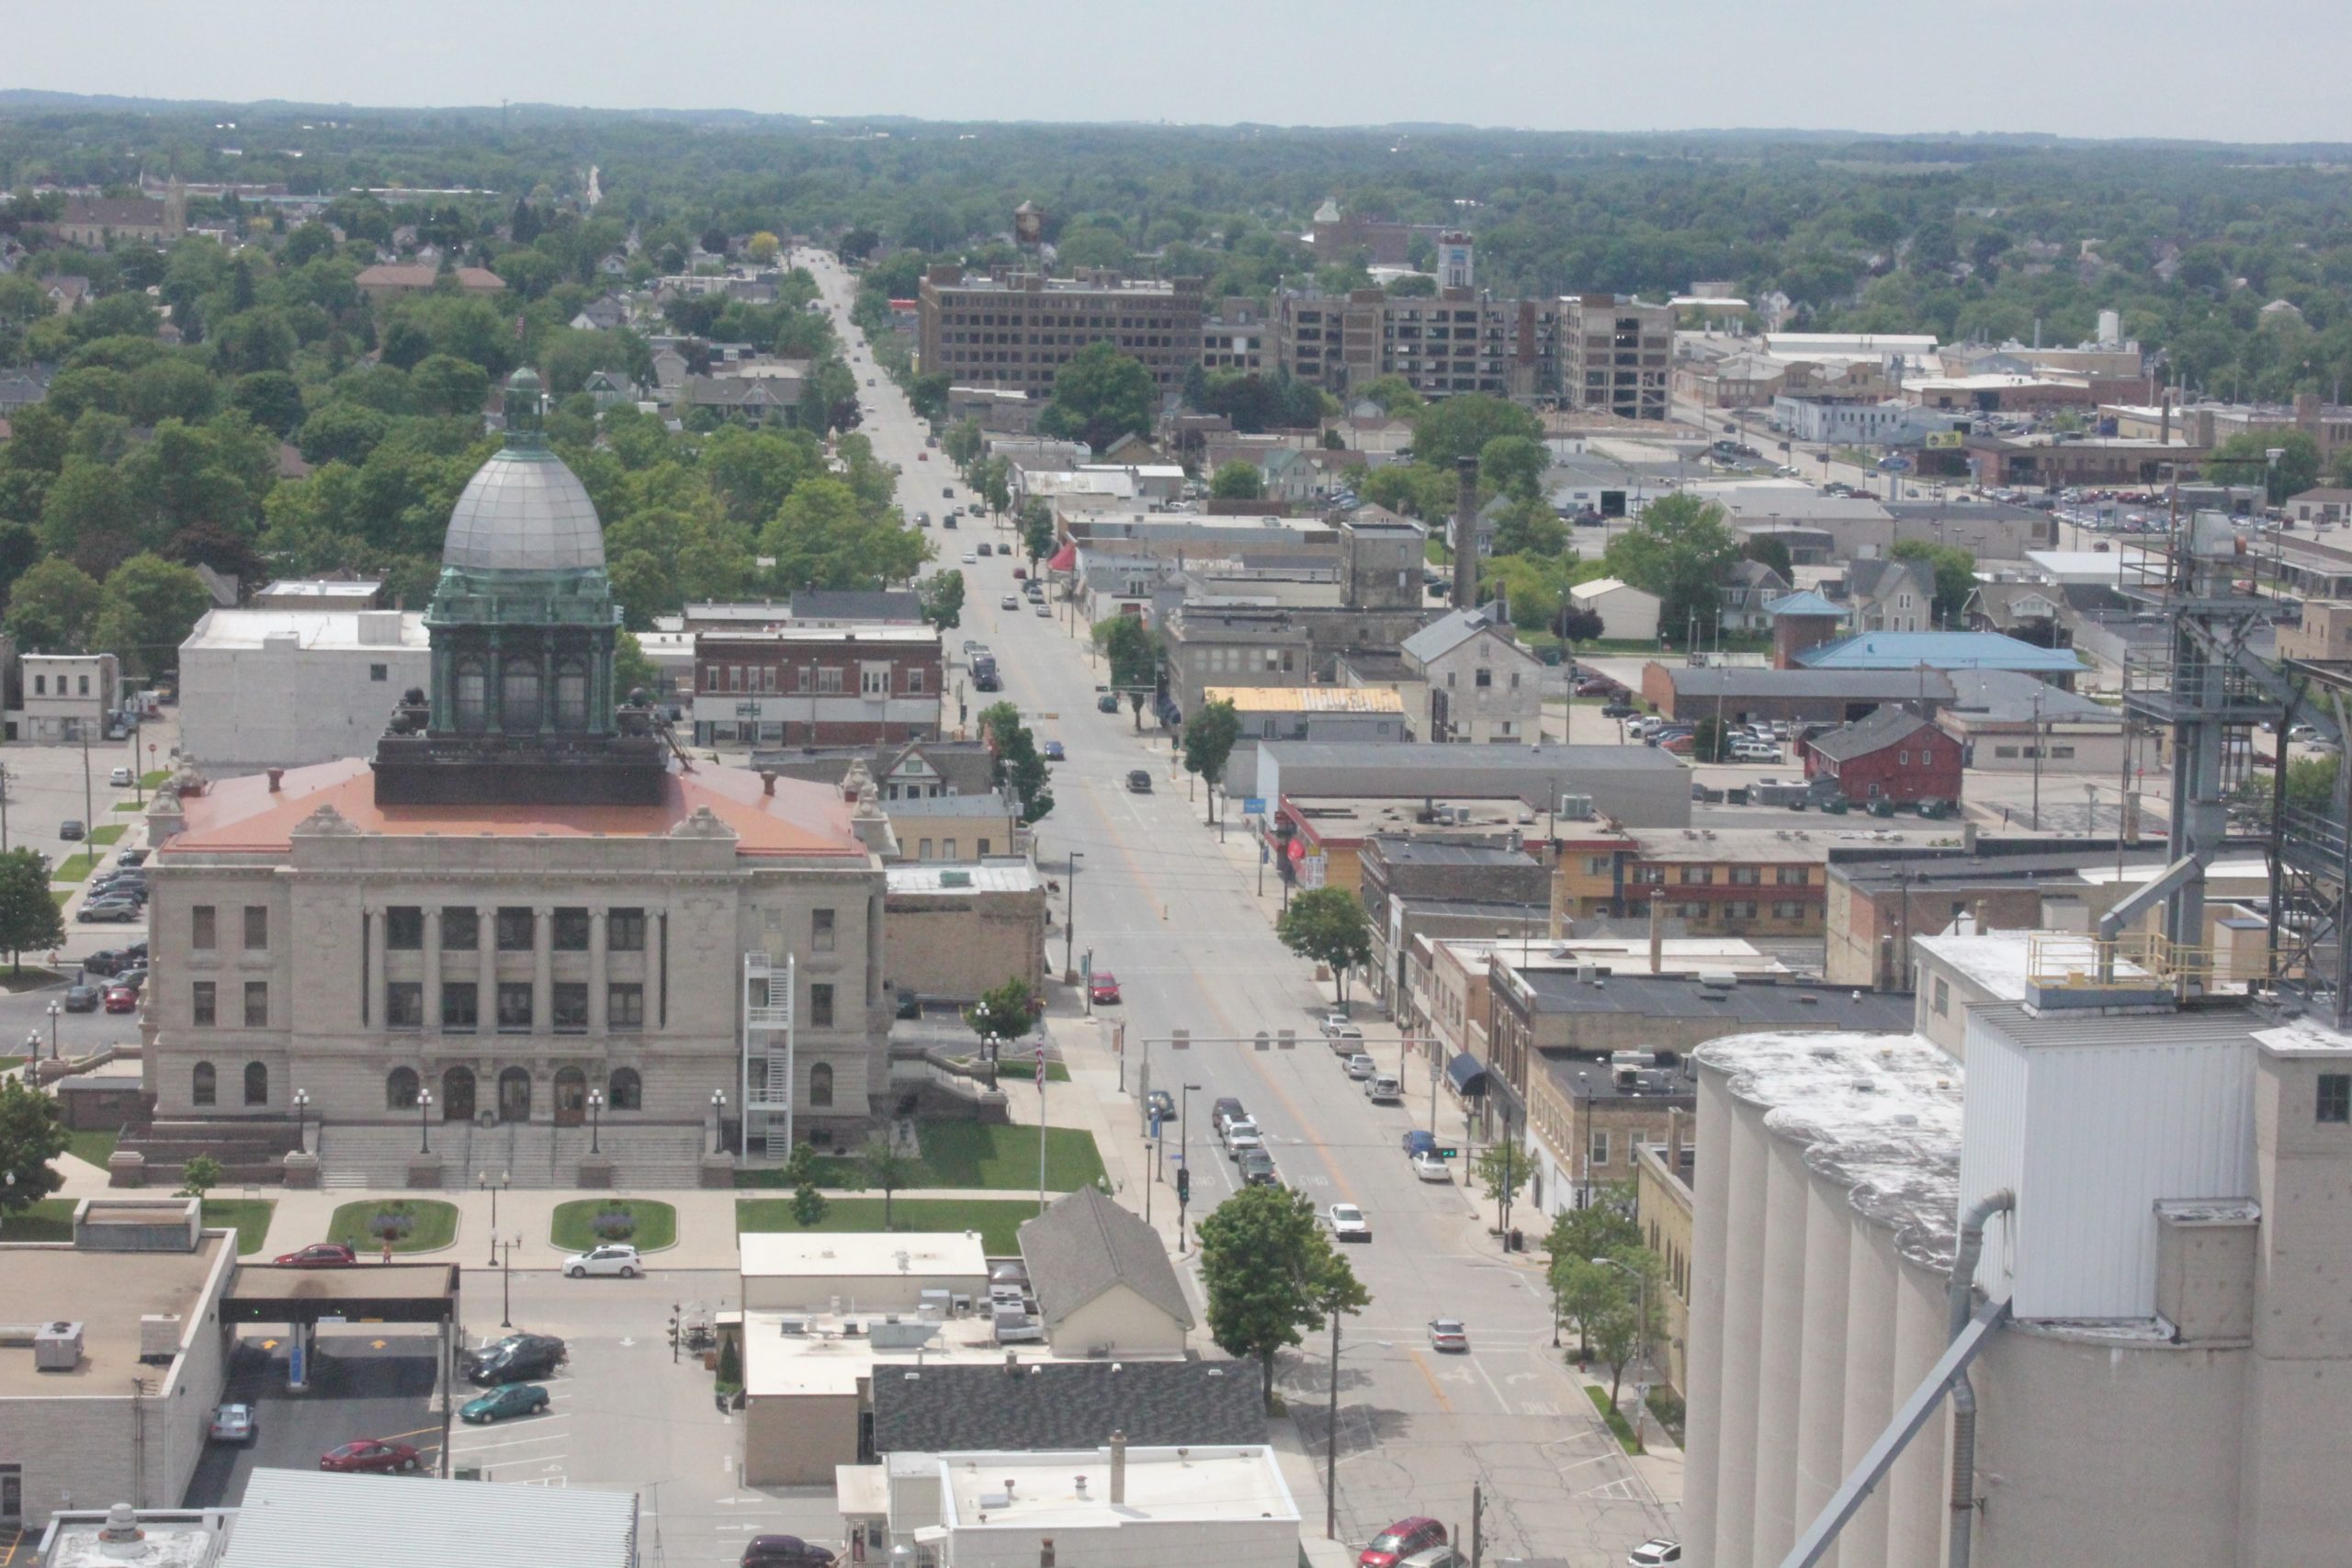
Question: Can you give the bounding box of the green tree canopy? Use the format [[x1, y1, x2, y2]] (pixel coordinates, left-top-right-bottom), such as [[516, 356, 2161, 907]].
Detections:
[[1092, 615, 1160, 729], [963, 976, 1040, 1043], [5, 556, 104, 652], [1887, 538, 1978, 626], [1601, 493, 1742, 642], [979, 702, 1056, 824], [1018, 499, 1056, 569], [1196, 1181, 1371, 1401], [1410, 393, 1542, 471], [2205, 429, 2321, 503], [920, 569, 966, 632], [846, 1134, 918, 1228], [1479, 434, 1549, 502], [1354, 376, 1425, 416], [757, 476, 929, 591], [1275, 886, 1375, 1006], [0, 847, 64, 971], [0, 1076, 71, 1217], [96, 553, 214, 677], [1039, 343, 1156, 452], [1181, 698, 1242, 821], [1210, 461, 1264, 501]]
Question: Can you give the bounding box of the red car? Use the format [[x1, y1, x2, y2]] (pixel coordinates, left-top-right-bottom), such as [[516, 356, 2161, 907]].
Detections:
[[320, 1438, 421, 1473], [1088, 972, 1121, 1005], [103, 985, 138, 1013], [274, 1243, 357, 1268], [1360, 1518, 1447, 1568]]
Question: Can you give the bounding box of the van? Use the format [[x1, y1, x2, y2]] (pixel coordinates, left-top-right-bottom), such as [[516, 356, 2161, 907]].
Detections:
[[1366, 1075, 1402, 1104]]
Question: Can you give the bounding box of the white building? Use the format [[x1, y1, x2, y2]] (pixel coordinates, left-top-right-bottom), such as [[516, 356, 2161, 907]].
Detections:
[[740, 1231, 990, 1314], [1770, 393, 1915, 446], [13, 651, 117, 743], [1398, 607, 1544, 744], [177, 609, 429, 774], [1566, 577, 1661, 644]]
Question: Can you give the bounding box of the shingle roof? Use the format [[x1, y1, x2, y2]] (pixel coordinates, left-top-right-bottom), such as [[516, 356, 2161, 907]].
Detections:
[[1400, 606, 1510, 664], [1018, 1186, 1192, 1332], [1804, 705, 1938, 761], [868, 1360, 1264, 1456]]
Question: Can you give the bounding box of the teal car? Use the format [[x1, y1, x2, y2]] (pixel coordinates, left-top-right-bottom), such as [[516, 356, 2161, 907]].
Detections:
[[460, 1383, 550, 1424]]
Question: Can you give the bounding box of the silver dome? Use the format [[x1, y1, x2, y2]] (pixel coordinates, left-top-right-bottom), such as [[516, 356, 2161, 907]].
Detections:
[[441, 446, 606, 574]]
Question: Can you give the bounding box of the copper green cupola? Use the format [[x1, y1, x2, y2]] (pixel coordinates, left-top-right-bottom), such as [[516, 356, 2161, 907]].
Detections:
[[373, 368, 666, 806]]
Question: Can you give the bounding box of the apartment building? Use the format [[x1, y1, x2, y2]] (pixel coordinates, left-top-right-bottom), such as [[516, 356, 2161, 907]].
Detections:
[[1560, 295, 1673, 421], [1200, 298, 1270, 373], [917, 265, 1204, 398]]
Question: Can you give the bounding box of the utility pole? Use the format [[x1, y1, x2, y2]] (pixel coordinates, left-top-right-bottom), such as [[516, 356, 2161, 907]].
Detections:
[[1325, 1302, 1342, 1540], [1470, 1483, 1484, 1568], [1063, 852, 1083, 976], [78, 722, 93, 877]]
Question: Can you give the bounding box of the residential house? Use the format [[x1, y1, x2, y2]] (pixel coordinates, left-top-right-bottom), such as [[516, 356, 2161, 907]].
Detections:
[[1964, 579, 2070, 647], [1718, 558, 1792, 633], [1566, 578, 1661, 644], [1398, 606, 1544, 743], [569, 294, 628, 332], [13, 651, 118, 743], [679, 373, 802, 424], [1846, 556, 1937, 634], [1803, 705, 1964, 806], [1018, 1186, 1193, 1357]]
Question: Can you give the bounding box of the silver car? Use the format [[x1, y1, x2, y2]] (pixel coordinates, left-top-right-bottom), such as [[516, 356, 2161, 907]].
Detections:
[[209, 1403, 257, 1442], [1343, 1053, 1376, 1080]]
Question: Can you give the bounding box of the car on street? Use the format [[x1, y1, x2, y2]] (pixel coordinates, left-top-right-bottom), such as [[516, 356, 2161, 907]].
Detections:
[[1220, 1114, 1260, 1147], [1602, 701, 1637, 719], [59, 819, 84, 840], [1402, 1128, 1436, 1158], [1327, 1203, 1371, 1242], [1321, 1013, 1363, 1042], [1238, 1147, 1279, 1187], [320, 1438, 421, 1473], [1365, 1074, 1402, 1104], [209, 1403, 257, 1443], [1427, 1317, 1470, 1353], [63, 984, 100, 1011], [741, 1535, 838, 1568], [274, 1242, 357, 1268], [460, 1382, 551, 1423], [1088, 972, 1122, 1005], [1359, 1517, 1448, 1568], [961, 551, 978, 564], [469, 1336, 568, 1385], [1627, 1542, 1682, 1567], [977, 542, 992, 557], [1226, 1128, 1265, 1162], [1212, 1098, 1247, 1134], [1042, 739, 1065, 761], [1011, 566, 1027, 580], [1410, 1152, 1453, 1182], [1145, 1089, 1174, 1122], [1034, 601, 1051, 615], [1343, 1053, 1376, 1079], [108, 765, 133, 785], [1125, 769, 1152, 793], [118, 849, 148, 868], [562, 1243, 644, 1279], [1096, 692, 1120, 713], [943, 487, 956, 499], [1001, 594, 1021, 610], [103, 985, 138, 1012]]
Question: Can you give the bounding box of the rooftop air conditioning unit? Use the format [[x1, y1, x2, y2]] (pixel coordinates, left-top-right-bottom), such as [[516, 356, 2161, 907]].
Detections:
[[34, 1321, 84, 1371], [140, 1314, 183, 1362], [1557, 793, 1595, 821]]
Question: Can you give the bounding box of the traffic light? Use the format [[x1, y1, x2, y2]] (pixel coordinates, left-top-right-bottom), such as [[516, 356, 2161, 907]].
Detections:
[[1176, 1165, 1191, 1202], [1436, 1145, 1460, 1160]]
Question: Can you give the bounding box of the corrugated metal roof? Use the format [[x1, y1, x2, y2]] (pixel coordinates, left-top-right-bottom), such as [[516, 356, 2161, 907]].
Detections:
[[221, 1469, 638, 1568], [1203, 685, 1403, 715], [1795, 631, 2083, 673]]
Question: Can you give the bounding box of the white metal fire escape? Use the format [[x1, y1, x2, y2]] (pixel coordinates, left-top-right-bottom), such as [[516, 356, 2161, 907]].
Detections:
[[741, 951, 795, 1158]]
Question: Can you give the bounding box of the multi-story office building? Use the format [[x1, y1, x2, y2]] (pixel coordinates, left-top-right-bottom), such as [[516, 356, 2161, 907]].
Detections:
[[1200, 298, 1270, 374], [917, 265, 1204, 399], [1276, 287, 1558, 401], [1560, 295, 1673, 421]]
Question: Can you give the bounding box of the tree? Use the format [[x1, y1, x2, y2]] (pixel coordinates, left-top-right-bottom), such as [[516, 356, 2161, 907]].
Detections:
[[1741, 532, 1793, 584], [942, 418, 984, 471], [1479, 434, 1549, 502], [1888, 539, 1978, 626], [2206, 429, 2320, 504], [746, 231, 781, 264], [1018, 499, 1056, 570], [96, 554, 214, 678], [1555, 603, 1606, 644], [1275, 887, 1375, 1008], [964, 976, 1039, 1044], [1588, 1248, 1667, 1409], [1182, 698, 1242, 822], [1489, 494, 1567, 559], [1411, 393, 1542, 470], [411, 354, 492, 420], [0, 1076, 70, 1218], [920, 569, 966, 632], [758, 477, 930, 590], [1601, 493, 1742, 643], [176, 1153, 223, 1199], [0, 848, 63, 974], [979, 702, 1056, 824], [1039, 342, 1156, 452], [614, 629, 662, 702], [1210, 461, 1264, 501], [5, 557, 103, 652], [1543, 1188, 1645, 1360], [1093, 615, 1159, 730], [1691, 716, 1729, 764], [790, 1183, 829, 1227], [1473, 1142, 1526, 1230], [1355, 375, 1425, 416], [849, 1134, 917, 1228], [973, 456, 1012, 520], [1359, 462, 1460, 525], [1196, 1181, 1370, 1401]]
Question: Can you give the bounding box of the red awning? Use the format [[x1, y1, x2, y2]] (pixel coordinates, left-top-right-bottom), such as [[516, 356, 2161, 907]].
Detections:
[[1047, 542, 1078, 572]]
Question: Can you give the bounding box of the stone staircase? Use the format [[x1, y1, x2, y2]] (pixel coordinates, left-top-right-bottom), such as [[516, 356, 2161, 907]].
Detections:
[[316, 1121, 707, 1190]]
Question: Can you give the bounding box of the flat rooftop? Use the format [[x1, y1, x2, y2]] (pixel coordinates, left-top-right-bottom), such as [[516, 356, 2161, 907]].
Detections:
[[1289, 795, 1589, 842], [938, 1445, 1297, 1530], [1203, 685, 1404, 715], [887, 860, 1042, 895], [741, 1313, 1114, 1399], [1501, 967, 1915, 1029], [1626, 824, 1955, 863], [183, 608, 427, 652], [740, 1230, 989, 1280], [0, 1235, 225, 1397]]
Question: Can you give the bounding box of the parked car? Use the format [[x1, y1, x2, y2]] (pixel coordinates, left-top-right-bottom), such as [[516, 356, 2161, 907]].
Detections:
[[1096, 692, 1120, 713], [320, 1438, 421, 1473], [1402, 1128, 1437, 1159], [1343, 1053, 1376, 1080], [460, 1382, 551, 1423], [1427, 1317, 1470, 1353], [58, 819, 84, 840], [102, 985, 137, 1012], [209, 1403, 257, 1443], [1627, 1541, 1682, 1567], [62, 984, 100, 1012], [1601, 701, 1637, 720], [1042, 739, 1066, 761], [1125, 769, 1152, 793], [108, 765, 133, 786], [275, 1242, 357, 1268], [469, 1336, 568, 1386], [463, 1332, 566, 1371], [562, 1244, 644, 1279], [1360, 1518, 1448, 1568], [1088, 972, 1122, 1005], [1411, 1152, 1453, 1182], [1365, 1074, 1403, 1104], [1321, 1013, 1363, 1042], [1034, 602, 1051, 616], [118, 849, 149, 868], [85, 948, 133, 976], [741, 1536, 838, 1568], [1327, 1203, 1371, 1242]]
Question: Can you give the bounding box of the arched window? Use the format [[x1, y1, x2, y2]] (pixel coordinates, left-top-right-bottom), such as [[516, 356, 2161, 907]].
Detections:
[[607, 1067, 642, 1111], [455, 659, 489, 731], [387, 1066, 420, 1110], [243, 1061, 269, 1106], [808, 1062, 834, 1108], [554, 659, 589, 729], [501, 659, 540, 732], [192, 1061, 217, 1107]]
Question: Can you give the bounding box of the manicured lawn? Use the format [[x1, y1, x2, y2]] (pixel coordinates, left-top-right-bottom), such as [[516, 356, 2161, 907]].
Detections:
[[50, 891, 70, 908], [327, 1198, 459, 1254], [0, 1198, 76, 1242], [1586, 1383, 1642, 1454], [0, 965, 71, 992], [140, 770, 170, 789], [112, 802, 145, 813], [68, 1127, 118, 1168], [734, 1121, 1103, 1193], [202, 1199, 277, 1256], [51, 853, 98, 883], [549, 1198, 677, 1254], [0, 1055, 19, 1072], [738, 1196, 1039, 1254], [87, 825, 126, 846]]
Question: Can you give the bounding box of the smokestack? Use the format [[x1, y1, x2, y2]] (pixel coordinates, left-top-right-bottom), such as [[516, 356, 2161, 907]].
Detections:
[[1109, 1430, 1127, 1504], [266, 769, 284, 794], [1648, 888, 1664, 975], [1453, 456, 1480, 612]]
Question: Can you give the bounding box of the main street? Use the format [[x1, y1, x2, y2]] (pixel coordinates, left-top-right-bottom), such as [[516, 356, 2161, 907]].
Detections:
[[797, 253, 1679, 1565]]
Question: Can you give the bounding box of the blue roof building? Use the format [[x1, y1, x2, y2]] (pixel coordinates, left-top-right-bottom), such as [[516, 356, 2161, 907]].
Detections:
[[1792, 630, 2083, 686], [1765, 591, 1848, 619]]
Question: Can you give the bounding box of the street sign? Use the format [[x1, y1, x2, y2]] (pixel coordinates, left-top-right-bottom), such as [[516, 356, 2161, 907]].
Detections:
[[1242, 796, 1267, 817], [1253, 1031, 1270, 1053], [1300, 852, 1328, 890], [1170, 1029, 1190, 1051], [1276, 1029, 1295, 1051]]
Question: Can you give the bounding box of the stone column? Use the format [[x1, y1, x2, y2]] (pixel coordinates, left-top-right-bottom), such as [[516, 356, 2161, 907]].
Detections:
[[532, 904, 553, 1035], [589, 909, 609, 1034], [478, 903, 497, 1034], [365, 906, 387, 1032], [423, 908, 443, 1034]]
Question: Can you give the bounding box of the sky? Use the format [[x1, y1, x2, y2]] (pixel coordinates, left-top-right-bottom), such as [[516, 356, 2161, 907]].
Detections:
[[9, 0, 2352, 145]]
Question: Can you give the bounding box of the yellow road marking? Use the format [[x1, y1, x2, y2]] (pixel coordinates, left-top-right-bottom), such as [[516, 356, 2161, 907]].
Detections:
[[1408, 1349, 1454, 1414]]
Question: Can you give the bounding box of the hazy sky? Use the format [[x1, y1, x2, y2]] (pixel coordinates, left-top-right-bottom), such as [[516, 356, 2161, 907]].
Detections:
[[11, 0, 2351, 144]]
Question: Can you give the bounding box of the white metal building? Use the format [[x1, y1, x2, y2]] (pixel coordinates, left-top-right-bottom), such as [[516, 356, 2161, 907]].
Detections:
[[176, 608, 428, 774], [1566, 577, 1661, 644], [216, 1467, 639, 1568]]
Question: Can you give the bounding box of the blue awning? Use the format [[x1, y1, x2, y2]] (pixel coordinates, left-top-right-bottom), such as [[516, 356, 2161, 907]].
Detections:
[[1446, 1052, 1488, 1095]]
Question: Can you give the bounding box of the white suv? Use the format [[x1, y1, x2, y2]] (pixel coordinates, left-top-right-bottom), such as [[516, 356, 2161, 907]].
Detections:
[[562, 1244, 644, 1279]]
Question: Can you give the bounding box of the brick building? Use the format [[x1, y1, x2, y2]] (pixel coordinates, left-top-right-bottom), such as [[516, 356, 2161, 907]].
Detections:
[[1802, 706, 1962, 806], [917, 265, 1204, 399], [692, 626, 943, 746], [1275, 286, 1559, 401], [1559, 295, 1674, 421], [1360, 837, 1551, 1008]]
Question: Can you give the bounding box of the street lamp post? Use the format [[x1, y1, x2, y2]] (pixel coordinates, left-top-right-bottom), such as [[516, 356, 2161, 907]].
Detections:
[[1178, 1082, 1202, 1253], [710, 1089, 727, 1157], [292, 1089, 310, 1152], [1594, 1255, 1651, 1450], [588, 1089, 605, 1156], [1063, 852, 1084, 977], [479, 1170, 508, 1267], [45, 1001, 61, 1059], [417, 1089, 434, 1155], [496, 1233, 516, 1327]]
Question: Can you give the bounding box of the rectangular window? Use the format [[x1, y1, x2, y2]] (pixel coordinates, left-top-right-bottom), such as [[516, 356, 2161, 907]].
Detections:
[[978, 839, 991, 856], [810, 982, 835, 1029], [1585, 856, 1612, 875], [370, 663, 389, 682], [386, 907, 424, 950], [862, 666, 890, 696], [918, 839, 933, 860], [1589, 1129, 1611, 1168], [1773, 900, 1805, 919], [442, 982, 478, 1032], [944, 839, 957, 859], [243, 981, 268, 1028], [1476, 668, 1493, 688], [1933, 977, 1951, 1016], [192, 981, 215, 1027], [1775, 867, 1808, 886], [442, 907, 479, 950], [609, 908, 646, 952], [552, 982, 589, 1032], [1729, 866, 1761, 886], [609, 983, 645, 1030], [2320, 1073, 2351, 1124], [243, 906, 268, 951], [1681, 903, 1707, 920], [552, 908, 591, 952], [496, 908, 535, 951], [386, 982, 424, 1029], [192, 905, 216, 951], [818, 667, 844, 694], [496, 982, 533, 1032], [907, 668, 925, 694], [813, 908, 836, 953], [1679, 867, 1713, 885]]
